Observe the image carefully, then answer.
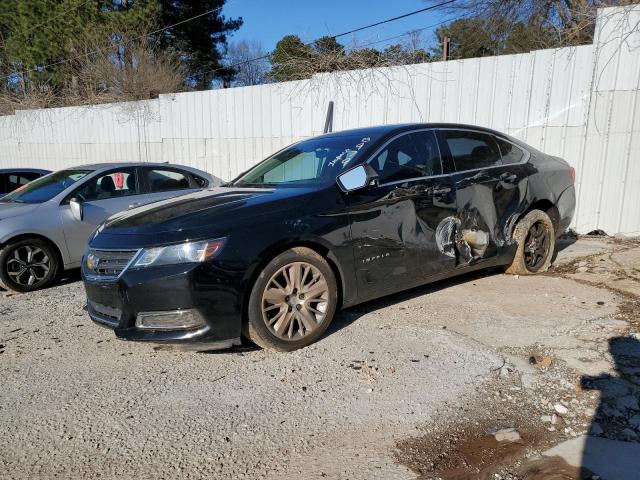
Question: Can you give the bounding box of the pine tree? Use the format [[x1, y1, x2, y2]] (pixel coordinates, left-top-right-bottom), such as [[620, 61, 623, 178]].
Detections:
[[0, 1, 241, 93]]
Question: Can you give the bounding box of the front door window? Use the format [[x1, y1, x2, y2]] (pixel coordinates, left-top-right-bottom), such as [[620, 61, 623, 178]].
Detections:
[[75, 168, 139, 202]]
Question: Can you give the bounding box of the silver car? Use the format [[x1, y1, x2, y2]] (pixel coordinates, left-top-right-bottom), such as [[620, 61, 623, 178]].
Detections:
[[0, 162, 217, 292]]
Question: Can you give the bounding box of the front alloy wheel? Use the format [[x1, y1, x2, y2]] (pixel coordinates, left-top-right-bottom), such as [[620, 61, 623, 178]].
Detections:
[[245, 247, 338, 351], [0, 239, 59, 292], [261, 261, 329, 340]]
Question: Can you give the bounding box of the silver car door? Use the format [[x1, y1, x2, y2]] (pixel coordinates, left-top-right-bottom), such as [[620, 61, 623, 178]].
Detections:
[[60, 168, 141, 263]]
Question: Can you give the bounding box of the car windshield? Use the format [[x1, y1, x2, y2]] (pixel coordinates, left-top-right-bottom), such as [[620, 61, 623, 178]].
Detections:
[[0, 169, 92, 204], [232, 134, 379, 187]]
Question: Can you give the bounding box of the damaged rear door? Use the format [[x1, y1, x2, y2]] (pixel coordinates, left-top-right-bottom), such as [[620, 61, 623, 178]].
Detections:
[[436, 129, 529, 265], [347, 130, 457, 298]]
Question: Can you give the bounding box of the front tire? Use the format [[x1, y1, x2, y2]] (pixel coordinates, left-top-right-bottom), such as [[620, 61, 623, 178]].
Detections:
[[244, 247, 338, 351], [505, 209, 555, 275], [0, 239, 59, 292]]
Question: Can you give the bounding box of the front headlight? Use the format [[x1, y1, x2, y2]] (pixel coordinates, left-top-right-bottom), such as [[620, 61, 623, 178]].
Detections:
[[132, 238, 226, 269]]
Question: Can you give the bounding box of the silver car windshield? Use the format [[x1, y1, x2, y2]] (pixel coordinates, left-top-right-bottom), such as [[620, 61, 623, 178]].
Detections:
[[0, 169, 92, 204], [232, 134, 378, 187]]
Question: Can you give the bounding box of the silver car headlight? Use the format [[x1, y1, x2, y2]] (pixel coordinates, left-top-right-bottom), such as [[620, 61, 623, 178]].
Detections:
[[131, 238, 226, 269]]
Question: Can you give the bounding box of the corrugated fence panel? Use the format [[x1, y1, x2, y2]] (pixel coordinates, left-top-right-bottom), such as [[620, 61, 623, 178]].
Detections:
[[0, 6, 639, 233]]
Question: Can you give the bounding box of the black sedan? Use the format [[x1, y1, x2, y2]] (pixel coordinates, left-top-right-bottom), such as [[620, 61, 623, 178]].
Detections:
[[0, 168, 50, 196], [82, 124, 576, 351]]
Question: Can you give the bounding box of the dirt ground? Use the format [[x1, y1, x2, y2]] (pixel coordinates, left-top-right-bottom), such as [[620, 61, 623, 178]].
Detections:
[[1, 235, 639, 479]]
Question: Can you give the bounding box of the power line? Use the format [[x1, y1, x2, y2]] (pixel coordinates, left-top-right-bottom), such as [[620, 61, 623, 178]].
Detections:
[[216, 0, 459, 75], [333, 0, 457, 39], [353, 12, 476, 52]]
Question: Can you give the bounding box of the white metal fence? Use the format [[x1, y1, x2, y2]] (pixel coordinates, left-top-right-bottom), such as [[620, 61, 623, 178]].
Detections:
[[1, 6, 639, 234]]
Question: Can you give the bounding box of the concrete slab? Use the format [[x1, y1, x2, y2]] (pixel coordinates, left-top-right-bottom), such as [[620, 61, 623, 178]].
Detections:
[[542, 435, 640, 480]]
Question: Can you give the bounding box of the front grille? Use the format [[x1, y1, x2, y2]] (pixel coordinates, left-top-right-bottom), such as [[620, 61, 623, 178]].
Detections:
[[84, 249, 138, 281]]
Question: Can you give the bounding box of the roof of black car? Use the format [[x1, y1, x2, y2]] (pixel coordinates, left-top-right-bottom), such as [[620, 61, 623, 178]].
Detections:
[[317, 123, 507, 139]]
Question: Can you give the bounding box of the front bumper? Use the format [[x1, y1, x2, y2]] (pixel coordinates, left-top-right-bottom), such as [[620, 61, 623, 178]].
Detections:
[[83, 262, 243, 350]]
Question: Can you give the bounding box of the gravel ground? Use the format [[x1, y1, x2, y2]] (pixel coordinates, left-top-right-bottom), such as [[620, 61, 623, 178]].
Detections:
[[1, 236, 638, 479]]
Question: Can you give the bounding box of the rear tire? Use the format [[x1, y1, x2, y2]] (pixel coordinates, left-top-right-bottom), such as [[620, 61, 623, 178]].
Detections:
[[0, 238, 59, 292], [244, 247, 338, 351], [505, 209, 555, 275]]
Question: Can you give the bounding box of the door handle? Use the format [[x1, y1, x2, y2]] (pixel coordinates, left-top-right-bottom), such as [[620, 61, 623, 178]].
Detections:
[[391, 186, 422, 199], [128, 202, 141, 209], [431, 187, 452, 196]]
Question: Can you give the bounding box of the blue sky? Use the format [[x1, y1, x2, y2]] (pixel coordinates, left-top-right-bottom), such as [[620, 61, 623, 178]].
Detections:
[[223, 0, 452, 52]]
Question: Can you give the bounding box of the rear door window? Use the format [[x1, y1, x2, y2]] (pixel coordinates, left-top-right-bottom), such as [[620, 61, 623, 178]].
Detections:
[[144, 168, 193, 192], [441, 130, 502, 171]]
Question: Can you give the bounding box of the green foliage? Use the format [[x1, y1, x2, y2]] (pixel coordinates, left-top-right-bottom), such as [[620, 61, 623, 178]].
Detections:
[[434, 17, 499, 59], [313, 36, 345, 57], [271, 35, 314, 81], [155, 0, 242, 88], [0, 0, 241, 92], [0, 0, 109, 86], [347, 48, 382, 68], [312, 36, 346, 73], [434, 16, 558, 60], [431, 0, 640, 57], [382, 43, 430, 64], [503, 22, 558, 53], [270, 34, 432, 82]]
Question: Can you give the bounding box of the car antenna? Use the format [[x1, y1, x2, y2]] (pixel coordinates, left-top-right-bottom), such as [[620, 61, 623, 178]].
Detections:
[[323, 101, 334, 134]]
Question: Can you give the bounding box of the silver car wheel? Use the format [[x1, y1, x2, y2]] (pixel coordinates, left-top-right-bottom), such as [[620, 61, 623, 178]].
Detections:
[[261, 261, 329, 340], [5, 246, 51, 287]]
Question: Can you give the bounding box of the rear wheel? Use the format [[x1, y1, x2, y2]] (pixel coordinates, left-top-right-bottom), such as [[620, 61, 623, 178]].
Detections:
[[244, 247, 338, 351], [0, 239, 59, 292], [505, 209, 555, 275]]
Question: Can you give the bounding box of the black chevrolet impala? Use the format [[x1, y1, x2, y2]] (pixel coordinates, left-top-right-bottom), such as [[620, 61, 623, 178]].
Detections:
[[83, 124, 576, 351]]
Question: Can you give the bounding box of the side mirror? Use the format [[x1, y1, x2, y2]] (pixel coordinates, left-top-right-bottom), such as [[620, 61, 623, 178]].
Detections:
[[69, 198, 83, 222], [337, 164, 378, 193]]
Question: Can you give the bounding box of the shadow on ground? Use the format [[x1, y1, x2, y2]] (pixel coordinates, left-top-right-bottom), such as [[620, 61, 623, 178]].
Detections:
[[520, 336, 640, 480], [325, 266, 503, 339], [0, 268, 81, 294]]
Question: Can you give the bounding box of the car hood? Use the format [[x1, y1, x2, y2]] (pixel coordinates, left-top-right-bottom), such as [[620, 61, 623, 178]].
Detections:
[[0, 202, 40, 220], [99, 186, 316, 242]]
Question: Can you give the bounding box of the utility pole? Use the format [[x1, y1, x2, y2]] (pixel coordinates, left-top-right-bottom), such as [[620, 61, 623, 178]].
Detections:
[[442, 36, 451, 61]]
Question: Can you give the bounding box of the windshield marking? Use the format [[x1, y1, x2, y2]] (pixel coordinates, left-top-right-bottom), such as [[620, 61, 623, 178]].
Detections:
[[328, 137, 371, 169]]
